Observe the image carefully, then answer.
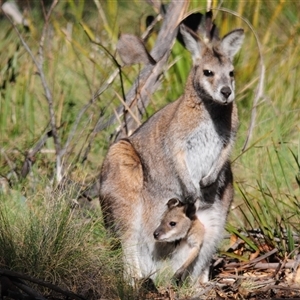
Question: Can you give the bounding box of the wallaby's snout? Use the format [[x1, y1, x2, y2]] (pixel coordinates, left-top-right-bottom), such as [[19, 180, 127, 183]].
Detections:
[[153, 229, 161, 240], [221, 86, 232, 100], [221, 86, 232, 104]]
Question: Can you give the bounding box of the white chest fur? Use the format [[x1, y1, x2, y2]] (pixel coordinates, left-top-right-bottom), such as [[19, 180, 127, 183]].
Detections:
[[185, 121, 224, 185]]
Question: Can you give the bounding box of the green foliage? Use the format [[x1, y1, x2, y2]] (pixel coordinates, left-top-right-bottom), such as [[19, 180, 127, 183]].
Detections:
[[228, 140, 300, 258]]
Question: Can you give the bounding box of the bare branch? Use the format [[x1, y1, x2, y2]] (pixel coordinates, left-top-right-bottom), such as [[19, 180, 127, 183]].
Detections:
[[3, 0, 63, 182], [114, 91, 142, 127], [20, 128, 53, 179], [80, 23, 128, 134], [61, 68, 119, 158], [37, 0, 62, 181], [93, 0, 189, 139], [119, 0, 189, 138], [0, 269, 86, 300]]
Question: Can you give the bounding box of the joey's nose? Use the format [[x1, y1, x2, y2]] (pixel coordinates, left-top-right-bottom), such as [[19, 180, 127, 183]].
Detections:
[[153, 231, 159, 239], [221, 86, 232, 99]]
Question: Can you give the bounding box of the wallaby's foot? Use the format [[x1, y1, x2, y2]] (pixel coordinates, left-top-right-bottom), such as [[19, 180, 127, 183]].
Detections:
[[173, 270, 184, 286], [139, 278, 158, 293]]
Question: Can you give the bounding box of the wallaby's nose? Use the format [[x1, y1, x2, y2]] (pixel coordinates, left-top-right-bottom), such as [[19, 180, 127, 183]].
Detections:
[[221, 86, 232, 99], [153, 231, 159, 239]]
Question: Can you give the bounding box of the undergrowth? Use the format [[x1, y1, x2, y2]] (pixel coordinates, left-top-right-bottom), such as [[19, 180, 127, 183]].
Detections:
[[0, 183, 127, 298]]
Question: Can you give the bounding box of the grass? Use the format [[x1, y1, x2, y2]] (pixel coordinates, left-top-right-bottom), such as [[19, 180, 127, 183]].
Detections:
[[0, 0, 300, 298], [0, 182, 127, 298]]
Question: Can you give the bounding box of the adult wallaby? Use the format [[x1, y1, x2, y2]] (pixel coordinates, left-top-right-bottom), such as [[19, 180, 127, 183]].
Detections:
[[99, 24, 244, 285], [153, 198, 204, 283]]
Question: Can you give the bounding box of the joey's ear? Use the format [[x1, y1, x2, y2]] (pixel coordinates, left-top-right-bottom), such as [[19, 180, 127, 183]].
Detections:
[[167, 198, 180, 208], [179, 24, 203, 63], [220, 28, 244, 61]]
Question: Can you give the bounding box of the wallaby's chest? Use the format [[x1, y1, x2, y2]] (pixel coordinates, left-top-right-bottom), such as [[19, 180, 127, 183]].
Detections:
[[185, 121, 228, 177]]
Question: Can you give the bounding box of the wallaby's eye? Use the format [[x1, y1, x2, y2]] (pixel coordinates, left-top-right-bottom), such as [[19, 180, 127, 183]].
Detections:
[[203, 70, 214, 77], [169, 222, 176, 227], [229, 71, 234, 77]]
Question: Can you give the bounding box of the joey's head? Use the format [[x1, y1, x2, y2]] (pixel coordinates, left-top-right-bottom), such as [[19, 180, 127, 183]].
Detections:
[[180, 25, 244, 105], [153, 198, 193, 242]]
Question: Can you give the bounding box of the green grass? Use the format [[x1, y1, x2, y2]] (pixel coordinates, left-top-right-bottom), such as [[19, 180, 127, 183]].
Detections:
[[0, 0, 300, 298], [0, 182, 127, 298]]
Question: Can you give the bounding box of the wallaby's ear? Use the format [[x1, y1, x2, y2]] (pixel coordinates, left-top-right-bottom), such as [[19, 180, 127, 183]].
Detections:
[[185, 203, 196, 219], [117, 33, 156, 65], [220, 29, 244, 61], [179, 24, 203, 63], [167, 198, 180, 208]]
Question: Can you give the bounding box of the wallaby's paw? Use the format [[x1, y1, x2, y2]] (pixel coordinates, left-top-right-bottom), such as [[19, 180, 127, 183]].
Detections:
[[200, 175, 214, 188], [172, 271, 184, 286]]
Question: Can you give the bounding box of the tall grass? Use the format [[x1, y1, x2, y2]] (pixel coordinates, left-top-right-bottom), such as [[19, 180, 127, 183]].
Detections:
[[0, 183, 127, 298], [0, 0, 299, 298]]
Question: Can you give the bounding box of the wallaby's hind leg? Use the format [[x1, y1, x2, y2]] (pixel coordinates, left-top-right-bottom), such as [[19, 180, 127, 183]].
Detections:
[[99, 139, 144, 283]]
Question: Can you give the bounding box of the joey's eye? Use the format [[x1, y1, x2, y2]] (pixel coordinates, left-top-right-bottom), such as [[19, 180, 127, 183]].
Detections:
[[229, 71, 234, 77], [169, 222, 176, 227], [203, 70, 214, 77]]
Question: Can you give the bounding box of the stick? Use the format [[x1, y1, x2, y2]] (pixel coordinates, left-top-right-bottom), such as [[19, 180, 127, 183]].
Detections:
[[0, 269, 86, 300]]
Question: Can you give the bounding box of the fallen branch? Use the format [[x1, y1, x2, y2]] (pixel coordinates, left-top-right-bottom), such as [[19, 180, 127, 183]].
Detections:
[[0, 269, 86, 300], [223, 248, 279, 272]]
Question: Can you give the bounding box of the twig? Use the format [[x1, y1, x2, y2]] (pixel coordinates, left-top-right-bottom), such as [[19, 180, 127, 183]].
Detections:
[[217, 274, 274, 281], [20, 128, 53, 179], [62, 68, 119, 158], [242, 65, 265, 151], [141, 14, 162, 41], [253, 261, 295, 270], [224, 248, 278, 271], [264, 284, 300, 291], [38, 0, 62, 182], [80, 23, 128, 134], [114, 91, 141, 127], [1, 150, 18, 181], [120, 0, 188, 138]]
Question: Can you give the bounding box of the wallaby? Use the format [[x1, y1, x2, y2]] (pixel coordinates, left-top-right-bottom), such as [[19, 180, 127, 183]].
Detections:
[[99, 24, 244, 286], [154, 198, 204, 282]]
